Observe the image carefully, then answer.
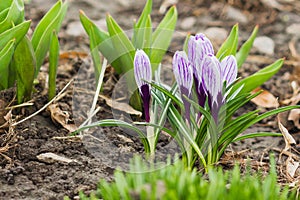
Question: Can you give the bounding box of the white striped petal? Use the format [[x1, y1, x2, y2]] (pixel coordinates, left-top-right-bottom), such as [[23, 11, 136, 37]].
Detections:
[[221, 55, 237, 86], [134, 49, 152, 93]]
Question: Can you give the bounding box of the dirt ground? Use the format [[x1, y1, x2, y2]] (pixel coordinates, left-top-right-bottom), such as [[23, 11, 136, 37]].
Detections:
[[0, 0, 300, 199]]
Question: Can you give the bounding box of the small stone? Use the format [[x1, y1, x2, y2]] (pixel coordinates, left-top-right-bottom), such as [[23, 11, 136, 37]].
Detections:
[[286, 24, 300, 36], [204, 27, 228, 44], [253, 36, 275, 55], [66, 21, 85, 37], [180, 17, 196, 30], [226, 5, 248, 24]]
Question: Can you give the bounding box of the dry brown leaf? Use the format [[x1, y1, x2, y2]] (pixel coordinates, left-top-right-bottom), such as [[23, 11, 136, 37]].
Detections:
[[286, 156, 299, 179], [251, 87, 279, 108], [48, 104, 77, 132], [288, 109, 300, 129], [37, 152, 77, 164], [99, 95, 142, 116], [278, 115, 296, 151]]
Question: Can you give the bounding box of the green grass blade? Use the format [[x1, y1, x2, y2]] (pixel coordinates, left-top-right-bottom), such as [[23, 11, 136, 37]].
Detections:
[[48, 31, 60, 101], [216, 24, 239, 60], [236, 25, 258, 68], [0, 39, 15, 89]]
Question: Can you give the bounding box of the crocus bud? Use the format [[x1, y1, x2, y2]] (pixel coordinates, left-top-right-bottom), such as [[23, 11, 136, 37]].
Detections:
[[188, 33, 214, 109], [134, 49, 152, 122], [188, 33, 214, 80], [220, 55, 238, 86], [201, 54, 223, 122], [173, 51, 193, 121]]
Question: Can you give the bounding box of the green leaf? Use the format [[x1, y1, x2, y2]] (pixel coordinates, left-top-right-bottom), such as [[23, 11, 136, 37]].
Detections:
[[150, 5, 177, 71], [232, 58, 284, 95], [0, 0, 24, 33], [79, 10, 123, 73], [0, 0, 13, 12], [48, 31, 60, 101], [132, 0, 152, 49], [0, 39, 15, 89], [106, 14, 135, 74], [31, 0, 68, 76], [232, 132, 282, 142], [0, 8, 10, 22], [236, 25, 259, 68], [216, 24, 239, 60], [0, 20, 30, 49], [73, 119, 150, 153], [11, 36, 36, 103]]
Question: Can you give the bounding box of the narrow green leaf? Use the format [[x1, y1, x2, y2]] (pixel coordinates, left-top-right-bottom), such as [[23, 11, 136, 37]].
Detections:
[[0, 39, 15, 89], [31, 0, 68, 76], [73, 119, 150, 153], [232, 58, 284, 95], [11, 36, 36, 103], [216, 24, 239, 60], [48, 31, 60, 101], [150, 5, 177, 71], [89, 26, 102, 79], [236, 25, 259, 68], [232, 132, 282, 142], [0, 20, 30, 49], [106, 14, 135, 74]]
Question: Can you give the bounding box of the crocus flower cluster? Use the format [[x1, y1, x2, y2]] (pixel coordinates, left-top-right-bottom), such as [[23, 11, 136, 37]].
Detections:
[[134, 34, 237, 124], [173, 33, 238, 123]]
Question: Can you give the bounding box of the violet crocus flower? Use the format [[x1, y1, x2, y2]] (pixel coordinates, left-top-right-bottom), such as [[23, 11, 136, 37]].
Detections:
[[188, 33, 214, 108], [172, 51, 193, 121], [201, 54, 238, 123], [134, 49, 152, 122]]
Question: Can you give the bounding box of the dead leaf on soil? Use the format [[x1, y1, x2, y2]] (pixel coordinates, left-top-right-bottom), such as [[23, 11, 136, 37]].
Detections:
[[278, 115, 296, 152], [99, 94, 142, 116], [288, 109, 300, 129], [37, 152, 77, 164], [251, 87, 279, 108], [282, 81, 300, 129], [47, 104, 77, 132], [286, 156, 299, 179]]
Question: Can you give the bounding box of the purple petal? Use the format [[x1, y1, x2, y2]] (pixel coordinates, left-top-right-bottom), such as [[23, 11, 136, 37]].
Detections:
[[134, 49, 152, 122], [188, 33, 214, 82], [201, 54, 222, 106], [220, 55, 237, 86], [134, 49, 152, 92], [172, 51, 193, 97]]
